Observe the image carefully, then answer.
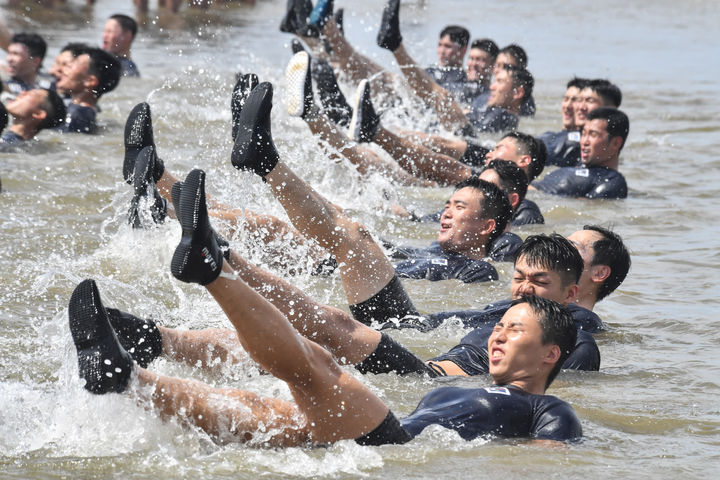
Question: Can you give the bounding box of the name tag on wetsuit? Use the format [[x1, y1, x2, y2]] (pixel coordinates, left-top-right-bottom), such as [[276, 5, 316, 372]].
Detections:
[[484, 386, 511, 395], [575, 168, 589, 177], [431, 258, 448, 266], [568, 131, 581, 142]]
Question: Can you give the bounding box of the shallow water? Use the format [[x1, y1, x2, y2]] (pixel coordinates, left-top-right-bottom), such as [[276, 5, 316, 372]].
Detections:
[[1, 0, 719, 478]]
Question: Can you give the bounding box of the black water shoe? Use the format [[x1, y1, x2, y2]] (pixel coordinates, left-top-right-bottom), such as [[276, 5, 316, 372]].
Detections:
[[231, 73, 259, 141], [69, 279, 134, 394], [230, 83, 279, 178], [312, 59, 352, 126], [349, 80, 380, 143], [377, 0, 402, 52], [171, 169, 224, 285]]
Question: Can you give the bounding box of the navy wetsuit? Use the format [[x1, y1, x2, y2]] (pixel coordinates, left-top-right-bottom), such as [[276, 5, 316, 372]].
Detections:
[[427, 323, 600, 374], [425, 65, 466, 88], [0, 131, 24, 145], [512, 198, 544, 226], [487, 232, 522, 262], [117, 56, 140, 78], [387, 298, 604, 333], [533, 166, 628, 199], [519, 96, 536, 117], [61, 103, 97, 134], [392, 241, 498, 283], [465, 103, 518, 134], [400, 384, 582, 441], [539, 130, 581, 168]]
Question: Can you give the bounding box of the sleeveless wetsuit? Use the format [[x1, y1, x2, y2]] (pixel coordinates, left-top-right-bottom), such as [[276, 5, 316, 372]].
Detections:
[[465, 104, 518, 134], [117, 56, 140, 78]]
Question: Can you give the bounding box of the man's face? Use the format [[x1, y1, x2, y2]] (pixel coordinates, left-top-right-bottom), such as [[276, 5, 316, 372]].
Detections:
[[574, 87, 604, 128], [567, 229, 603, 296], [487, 303, 552, 386], [511, 255, 576, 304], [56, 54, 91, 94], [49, 50, 75, 84], [492, 52, 518, 77], [580, 118, 618, 167], [102, 19, 131, 54], [488, 69, 516, 109], [6, 43, 40, 81], [466, 48, 493, 82], [562, 86, 580, 130], [486, 136, 523, 164], [6, 89, 47, 119], [436, 34, 465, 67], [437, 187, 490, 254]]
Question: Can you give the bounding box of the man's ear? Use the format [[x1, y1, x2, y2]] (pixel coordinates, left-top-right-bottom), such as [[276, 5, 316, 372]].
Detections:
[[481, 218, 496, 237], [31, 109, 47, 123], [516, 154, 532, 169], [591, 264, 611, 284], [509, 192, 520, 210], [544, 344, 561, 366], [564, 284, 579, 304], [512, 85, 525, 103], [609, 136, 623, 152], [84, 74, 100, 93]]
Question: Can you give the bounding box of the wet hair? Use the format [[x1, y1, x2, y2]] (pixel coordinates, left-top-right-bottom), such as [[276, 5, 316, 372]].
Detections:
[[453, 176, 513, 245], [439, 25, 470, 48], [582, 225, 631, 301], [470, 38, 499, 59], [10, 32, 47, 63], [514, 234, 584, 288], [501, 131, 546, 182], [586, 107, 630, 150], [60, 42, 91, 58], [586, 79, 622, 107], [504, 65, 534, 103], [499, 44, 528, 68], [79, 47, 121, 98], [567, 77, 589, 90], [481, 160, 528, 207], [510, 296, 577, 389], [38, 88, 67, 130], [109, 14, 138, 39]]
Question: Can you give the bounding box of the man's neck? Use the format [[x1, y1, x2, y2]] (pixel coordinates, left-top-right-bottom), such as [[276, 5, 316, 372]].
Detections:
[[9, 122, 38, 140], [574, 290, 598, 311], [71, 91, 98, 109], [14, 71, 37, 87]]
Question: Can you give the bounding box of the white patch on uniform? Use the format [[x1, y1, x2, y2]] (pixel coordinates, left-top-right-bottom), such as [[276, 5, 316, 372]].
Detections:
[[431, 258, 448, 266], [575, 168, 590, 177], [568, 131, 581, 142], [484, 386, 511, 395]]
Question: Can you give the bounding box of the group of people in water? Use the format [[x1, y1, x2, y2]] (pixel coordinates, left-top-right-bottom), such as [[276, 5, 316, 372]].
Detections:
[[5, 0, 633, 448]]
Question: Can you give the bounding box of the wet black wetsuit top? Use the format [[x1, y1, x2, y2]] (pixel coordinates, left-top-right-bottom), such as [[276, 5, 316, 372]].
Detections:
[[384, 298, 604, 333], [393, 241, 498, 283], [400, 384, 582, 441], [487, 231, 522, 262], [61, 103, 97, 134], [533, 166, 628, 199], [425, 66, 466, 87], [117, 56, 140, 78], [465, 104, 518, 134], [0, 131, 24, 145], [539, 130, 581, 168], [512, 198, 544, 226], [427, 323, 600, 374]]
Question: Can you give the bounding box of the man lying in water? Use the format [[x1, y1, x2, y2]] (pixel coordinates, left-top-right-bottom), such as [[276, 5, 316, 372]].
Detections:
[[0, 87, 65, 147], [116, 82, 629, 379], [68, 170, 582, 445]]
